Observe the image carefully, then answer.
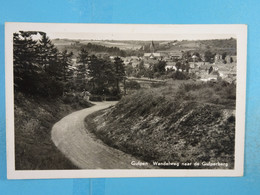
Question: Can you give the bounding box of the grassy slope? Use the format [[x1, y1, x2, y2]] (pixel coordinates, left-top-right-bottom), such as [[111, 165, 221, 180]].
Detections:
[[14, 92, 91, 170], [85, 80, 236, 169], [161, 39, 237, 55]]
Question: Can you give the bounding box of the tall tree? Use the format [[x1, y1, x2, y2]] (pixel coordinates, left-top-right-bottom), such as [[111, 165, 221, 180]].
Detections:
[[204, 50, 215, 63], [114, 57, 126, 95], [13, 31, 64, 97], [76, 48, 89, 91], [38, 33, 59, 74], [182, 51, 192, 62], [88, 55, 125, 96], [153, 60, 166, 75], [13, 31, 40, 93], [38, 32, 63, 97], [88, 55, 111, 95], [59, 50, 74, 92], [176, 61, 182, 71]]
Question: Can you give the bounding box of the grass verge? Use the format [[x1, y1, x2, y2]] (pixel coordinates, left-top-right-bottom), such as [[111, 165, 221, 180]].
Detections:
[[14, 92, 92, 170]]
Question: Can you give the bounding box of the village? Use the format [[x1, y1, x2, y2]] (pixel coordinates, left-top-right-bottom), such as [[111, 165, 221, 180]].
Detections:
[[116, 41, 237, 84], [68, 40, 237, 85]]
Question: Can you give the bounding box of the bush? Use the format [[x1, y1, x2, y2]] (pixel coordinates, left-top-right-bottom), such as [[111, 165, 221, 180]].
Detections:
[[184, 82, 235, 107], [227, 115, 235, 123], [171, 71, 190, 80], [89, 95, 103, 102], [150, 82, 165, 88], [105, 96, 121, 101], [62, 94, 78, 104], [125, 80, 141, 90]]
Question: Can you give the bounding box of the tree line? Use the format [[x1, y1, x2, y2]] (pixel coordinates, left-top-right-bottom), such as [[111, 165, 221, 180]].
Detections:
[[13, 31, 125, 98], [77, 42, 126, 57]]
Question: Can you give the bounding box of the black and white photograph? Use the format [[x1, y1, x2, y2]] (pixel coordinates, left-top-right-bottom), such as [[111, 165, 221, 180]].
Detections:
[[5, 23, 247, 179]]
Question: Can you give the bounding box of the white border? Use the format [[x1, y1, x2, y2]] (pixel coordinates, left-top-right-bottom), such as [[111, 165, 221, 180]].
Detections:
[[5, 23, 247, 179]]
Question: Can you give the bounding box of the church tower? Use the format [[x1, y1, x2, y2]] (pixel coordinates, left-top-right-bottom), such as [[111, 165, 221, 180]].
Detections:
[[150, 41, 155, 53]]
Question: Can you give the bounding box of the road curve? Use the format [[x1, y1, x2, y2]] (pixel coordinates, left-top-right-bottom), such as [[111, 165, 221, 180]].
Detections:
[[51, 101, 152, 169]]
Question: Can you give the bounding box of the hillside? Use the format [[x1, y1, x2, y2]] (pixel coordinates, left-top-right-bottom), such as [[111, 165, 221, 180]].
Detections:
[[85, 81, 236, 169], [52, 38, 237, 57], [52, 39, 140, 57], [14, 92, 92, 170], [157, 38, 237, 55]]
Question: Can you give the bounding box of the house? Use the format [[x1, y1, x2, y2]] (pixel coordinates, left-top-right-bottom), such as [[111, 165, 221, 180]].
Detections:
[[191, 55, 199, 62], [130, 56, 140, 61], [143, 41, 164, 60], [230, 55, 237, 63], [200, 63, 213, 72], [123, 57, 131, 64], [170, 51, 183, 60], [109, 56, 116, 60], [143, 58, 160, 68], [123, 56, 141, 68], [143, 53, 161, 59], [214, 53, 223, 63], [225, 55, 232, 63], [165, 62, 177, 71]]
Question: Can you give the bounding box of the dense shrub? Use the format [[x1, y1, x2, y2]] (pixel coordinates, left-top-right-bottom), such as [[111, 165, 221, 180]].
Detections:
[[176, 81, 236, 107], [125, 80, 141, 90], [89, 95, 103, 102], [171, 71, 190, 80], [150, 82, 165, 88], [105, 95, 122, 101]]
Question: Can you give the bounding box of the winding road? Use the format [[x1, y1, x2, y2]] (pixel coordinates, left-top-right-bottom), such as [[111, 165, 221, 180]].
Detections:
[[51, 101, 152, 169]]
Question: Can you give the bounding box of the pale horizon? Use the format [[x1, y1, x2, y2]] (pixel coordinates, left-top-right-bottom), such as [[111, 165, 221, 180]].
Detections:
[[47, 32, 236, 41]]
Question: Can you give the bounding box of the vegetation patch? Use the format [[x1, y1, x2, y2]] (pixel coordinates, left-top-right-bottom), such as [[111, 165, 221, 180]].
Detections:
[[85, 81, 236, 169], [15, 92, 92, 170]]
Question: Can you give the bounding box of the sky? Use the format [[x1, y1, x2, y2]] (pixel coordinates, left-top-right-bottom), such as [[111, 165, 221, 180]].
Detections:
[[47, 32, 235, 41]]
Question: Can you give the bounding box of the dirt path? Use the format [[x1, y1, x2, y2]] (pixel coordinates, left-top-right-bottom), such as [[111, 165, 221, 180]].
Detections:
[[51, 101, 152, 169]]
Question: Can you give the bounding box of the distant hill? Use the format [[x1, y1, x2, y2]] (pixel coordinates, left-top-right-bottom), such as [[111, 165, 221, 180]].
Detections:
[[156, 38, 237, 55], [52, 38, 237, 57], [52, 39, 144, 57]]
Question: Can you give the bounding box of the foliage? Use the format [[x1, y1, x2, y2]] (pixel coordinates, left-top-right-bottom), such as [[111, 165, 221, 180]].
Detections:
[[125, 80, 141, 90], [182, 51, 192, 61], [170, 71, 190, 80], [204, 50, 215, 63], [83, 42, 126, 56], [14, 92, 92, 170], [88, 55, 125, 96], [176, 81, 236, 107], [114, 57, 126, 94], [125, 64, 135, 77], [153, 60, 166, 76], [60, 50, 74, 92], [13, 31, 73, 97], [76, 48, 89, 91], [14, 31, 126, 99], [86, 80, 236, 169]]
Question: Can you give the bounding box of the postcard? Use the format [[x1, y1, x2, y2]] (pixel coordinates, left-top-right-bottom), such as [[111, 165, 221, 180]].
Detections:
[[5, 23, 247, 179]]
